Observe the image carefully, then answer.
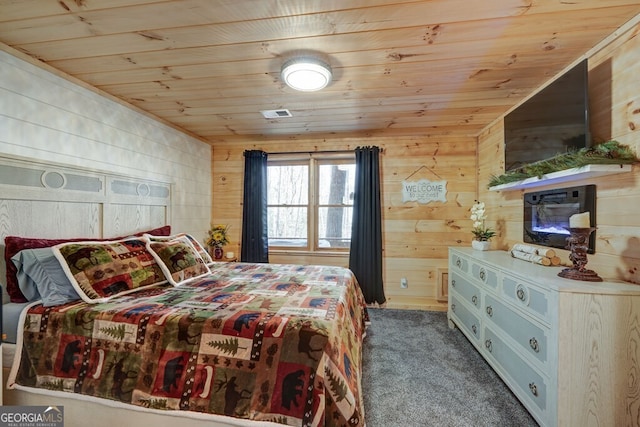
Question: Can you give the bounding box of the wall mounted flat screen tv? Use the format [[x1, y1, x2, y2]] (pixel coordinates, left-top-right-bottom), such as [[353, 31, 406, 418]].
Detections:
[[504, 59, 590, 172]]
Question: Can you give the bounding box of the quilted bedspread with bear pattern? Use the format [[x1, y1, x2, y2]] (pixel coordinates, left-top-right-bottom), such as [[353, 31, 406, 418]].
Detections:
[[9, 262, 368, 427]]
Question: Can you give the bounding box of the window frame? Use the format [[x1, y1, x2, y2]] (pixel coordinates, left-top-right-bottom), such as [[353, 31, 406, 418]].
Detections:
[[267, 152, 355, 253]]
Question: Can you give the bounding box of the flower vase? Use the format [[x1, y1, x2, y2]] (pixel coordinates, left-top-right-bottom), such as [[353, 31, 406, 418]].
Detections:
[[472, 240, 491, 251], [213, 247, 223, 260]]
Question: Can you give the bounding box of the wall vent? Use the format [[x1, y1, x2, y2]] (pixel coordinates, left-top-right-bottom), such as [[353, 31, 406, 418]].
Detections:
[[260, 109, 293, 119], [436, 268, 448, 303]]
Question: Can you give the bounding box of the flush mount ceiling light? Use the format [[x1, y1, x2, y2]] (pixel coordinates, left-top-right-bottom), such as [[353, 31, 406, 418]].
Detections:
[[281, 57, 332, 92]]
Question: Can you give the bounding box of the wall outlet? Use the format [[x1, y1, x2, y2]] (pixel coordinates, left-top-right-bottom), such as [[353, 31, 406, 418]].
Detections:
[[400, 277, 408, 288]]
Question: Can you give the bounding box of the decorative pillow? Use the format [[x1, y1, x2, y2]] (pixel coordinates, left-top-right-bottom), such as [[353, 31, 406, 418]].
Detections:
[[146, 236, 211, 286], [53, 238, 167, 303], [4, 225, 171, 302], [12, 247, 81, 307], [145, 232, 213, 264]]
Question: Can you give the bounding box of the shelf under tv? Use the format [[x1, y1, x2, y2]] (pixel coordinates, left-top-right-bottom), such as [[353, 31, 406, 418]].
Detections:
[[488, 164, 632, 191]]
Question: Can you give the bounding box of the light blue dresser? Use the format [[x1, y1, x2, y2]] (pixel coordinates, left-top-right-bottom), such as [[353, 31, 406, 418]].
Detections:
[[448, 247, 640, 427]]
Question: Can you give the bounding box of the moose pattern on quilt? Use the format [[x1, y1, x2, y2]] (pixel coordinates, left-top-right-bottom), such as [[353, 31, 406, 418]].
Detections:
[[9, 262, 368, 427]]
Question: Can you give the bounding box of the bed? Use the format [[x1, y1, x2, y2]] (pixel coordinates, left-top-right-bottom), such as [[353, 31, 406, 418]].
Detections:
[[0, 155, 368, 427]]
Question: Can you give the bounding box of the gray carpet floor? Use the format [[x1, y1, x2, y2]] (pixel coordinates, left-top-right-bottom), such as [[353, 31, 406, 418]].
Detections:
[[361, 308, 540, 427]]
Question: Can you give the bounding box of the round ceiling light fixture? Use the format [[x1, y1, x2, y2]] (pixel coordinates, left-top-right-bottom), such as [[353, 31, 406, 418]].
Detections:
[[281, 57, 332, 92]]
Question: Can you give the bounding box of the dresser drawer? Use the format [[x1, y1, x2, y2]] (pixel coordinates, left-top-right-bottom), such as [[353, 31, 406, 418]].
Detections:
[[450, 252, 470, 275], [450, 295, 481, 343], [450, 272, 481, 310], [484, 294, 549, 366], [502, 276, 550, 322], [483, 326, 549, 418], [471, 262, 499, 289]]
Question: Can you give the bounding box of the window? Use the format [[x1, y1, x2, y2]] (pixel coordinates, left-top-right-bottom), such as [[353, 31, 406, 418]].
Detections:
[[267, 154, 355, 251]]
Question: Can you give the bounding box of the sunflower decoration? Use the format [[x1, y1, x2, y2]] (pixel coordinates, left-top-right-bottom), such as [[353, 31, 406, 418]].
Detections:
[[206, 224, 230, 248]]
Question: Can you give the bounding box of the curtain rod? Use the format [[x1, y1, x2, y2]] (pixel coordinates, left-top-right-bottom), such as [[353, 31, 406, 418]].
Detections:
[[268, 149, 351, 155], [267, 147, 383, 156]]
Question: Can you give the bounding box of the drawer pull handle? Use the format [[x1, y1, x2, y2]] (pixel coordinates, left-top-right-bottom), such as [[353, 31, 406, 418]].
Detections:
[[451, 279, 456, 287], [485, 306, 493, 317], [451, 304, 456, 312], [472, 324, 477, 334], [529, 337, 540, 353], [479, 269, 486, 281], [484, 339, 492, 352], [529, 382, 538, 397], [456, 259, 461, 268], [472, 295, 478, 305], [517, 288, 526, 301]]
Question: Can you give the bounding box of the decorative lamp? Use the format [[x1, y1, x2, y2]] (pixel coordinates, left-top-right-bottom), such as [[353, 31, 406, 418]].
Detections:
[[281, 57, 332, 92]]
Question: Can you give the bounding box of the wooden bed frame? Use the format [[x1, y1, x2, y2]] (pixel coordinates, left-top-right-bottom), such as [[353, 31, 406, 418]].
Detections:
[[1, 384, 279, 427], [0, 155, 282, 426], [0, 153, 172, 303]]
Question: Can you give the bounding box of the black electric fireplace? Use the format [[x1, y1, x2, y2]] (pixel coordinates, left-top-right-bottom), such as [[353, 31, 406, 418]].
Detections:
[[523, 184, 596, 253]]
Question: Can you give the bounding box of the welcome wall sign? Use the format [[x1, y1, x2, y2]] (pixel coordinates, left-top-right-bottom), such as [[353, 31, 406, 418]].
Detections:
[[402, 178, 447, 204]]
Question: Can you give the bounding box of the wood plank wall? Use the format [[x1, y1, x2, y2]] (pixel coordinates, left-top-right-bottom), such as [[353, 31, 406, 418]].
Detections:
[[477, 21, 640, 285], [0, 45, 212, 241], [212, 134, 476, 310]]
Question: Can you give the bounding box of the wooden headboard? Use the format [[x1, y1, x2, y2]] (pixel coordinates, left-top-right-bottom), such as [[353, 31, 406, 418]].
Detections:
[[0, 154, 172, 303]]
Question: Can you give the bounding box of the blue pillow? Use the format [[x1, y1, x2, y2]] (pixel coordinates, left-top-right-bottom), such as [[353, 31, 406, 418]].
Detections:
[[11, 247, 80, 307]]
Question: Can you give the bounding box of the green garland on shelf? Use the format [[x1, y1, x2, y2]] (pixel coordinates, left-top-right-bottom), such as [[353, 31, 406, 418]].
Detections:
[[488, 140, 638, 188]]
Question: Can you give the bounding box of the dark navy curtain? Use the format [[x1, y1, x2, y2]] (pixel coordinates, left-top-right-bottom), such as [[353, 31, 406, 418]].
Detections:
[[241, 150, 269, 263], [349, 146, 385, 304]]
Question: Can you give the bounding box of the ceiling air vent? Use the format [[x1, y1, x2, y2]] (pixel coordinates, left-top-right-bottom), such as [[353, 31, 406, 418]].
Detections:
[[260, 109, 293, 119]]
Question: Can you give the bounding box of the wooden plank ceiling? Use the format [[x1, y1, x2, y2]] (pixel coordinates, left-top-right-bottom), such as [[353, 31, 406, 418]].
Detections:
[[1, 0, 639, 143]]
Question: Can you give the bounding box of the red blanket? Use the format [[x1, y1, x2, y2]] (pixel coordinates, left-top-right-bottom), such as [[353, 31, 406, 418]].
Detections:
[[9, 262, 368, 426]]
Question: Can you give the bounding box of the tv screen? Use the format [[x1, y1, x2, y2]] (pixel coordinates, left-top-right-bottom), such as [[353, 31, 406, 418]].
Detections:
[[504, 59, 590, 172]]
